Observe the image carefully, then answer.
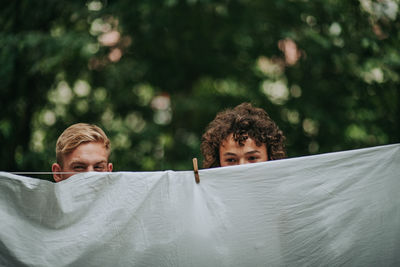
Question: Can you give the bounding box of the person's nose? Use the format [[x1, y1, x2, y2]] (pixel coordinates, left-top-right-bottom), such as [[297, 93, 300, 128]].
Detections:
[[87, 166, 95, 172], [239, 158, 248, 165]]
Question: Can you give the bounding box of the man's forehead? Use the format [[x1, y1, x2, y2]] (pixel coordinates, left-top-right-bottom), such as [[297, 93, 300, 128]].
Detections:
[[63, 142, 109, 162], [69, 159, 107, 165]]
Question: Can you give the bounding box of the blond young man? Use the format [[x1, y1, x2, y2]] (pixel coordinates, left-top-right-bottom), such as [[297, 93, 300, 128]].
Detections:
[[52, 123, 113, 182]]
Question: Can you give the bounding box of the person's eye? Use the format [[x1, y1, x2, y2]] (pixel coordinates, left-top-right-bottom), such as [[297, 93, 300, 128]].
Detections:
[[73, 166, 85, 171], [248, 156, 259, 161], [225, 158, 236, 163], [94, 165, 105, 171]]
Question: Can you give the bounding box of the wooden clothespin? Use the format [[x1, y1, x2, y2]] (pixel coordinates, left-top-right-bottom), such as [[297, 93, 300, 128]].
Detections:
[[192, 158, 200, 184]]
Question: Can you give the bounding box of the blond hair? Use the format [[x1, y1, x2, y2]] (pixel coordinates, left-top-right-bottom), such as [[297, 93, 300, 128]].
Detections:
[[56, 123, 111, 165]]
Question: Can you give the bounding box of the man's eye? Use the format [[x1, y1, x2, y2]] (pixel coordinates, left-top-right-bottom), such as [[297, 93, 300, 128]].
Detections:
[[73, 166, 85, 171], [248, 156, 258, 161], [94, 165, 105, 170], [225, 158, 236, 163]]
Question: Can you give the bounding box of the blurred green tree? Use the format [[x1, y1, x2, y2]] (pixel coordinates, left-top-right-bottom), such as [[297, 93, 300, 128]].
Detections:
[[1, 0, 399, 180]]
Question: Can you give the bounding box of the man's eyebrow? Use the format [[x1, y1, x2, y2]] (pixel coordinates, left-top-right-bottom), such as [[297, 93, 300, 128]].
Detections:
[[70, 161, 87, 166], [222, 152, 237, 156], [69, 160, 107, 167], [245, 150, 261, 155]]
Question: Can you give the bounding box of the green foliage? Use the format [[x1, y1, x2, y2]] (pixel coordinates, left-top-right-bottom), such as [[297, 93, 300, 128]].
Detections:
[[1, 0, 399, 180]]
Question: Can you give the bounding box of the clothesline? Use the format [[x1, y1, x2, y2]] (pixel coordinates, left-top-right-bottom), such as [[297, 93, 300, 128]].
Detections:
[[8, 172, 82, 175]]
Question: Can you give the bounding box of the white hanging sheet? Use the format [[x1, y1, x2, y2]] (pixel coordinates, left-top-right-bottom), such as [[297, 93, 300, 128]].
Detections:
[[0, 144, 399, 266]]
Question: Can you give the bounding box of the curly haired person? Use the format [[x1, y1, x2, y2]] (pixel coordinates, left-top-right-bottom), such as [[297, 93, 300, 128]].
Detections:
[[201, 103, 286, 168]]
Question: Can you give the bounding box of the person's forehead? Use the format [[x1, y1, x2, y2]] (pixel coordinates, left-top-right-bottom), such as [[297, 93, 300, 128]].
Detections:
[[74, 141, 106, 151], [69, 158, 107, 164], [64, 142, 108, 162], [221, 134, 259, 147]]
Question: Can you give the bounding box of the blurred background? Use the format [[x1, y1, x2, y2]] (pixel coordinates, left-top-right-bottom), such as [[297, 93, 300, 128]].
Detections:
[[1, 0, 399, 180]]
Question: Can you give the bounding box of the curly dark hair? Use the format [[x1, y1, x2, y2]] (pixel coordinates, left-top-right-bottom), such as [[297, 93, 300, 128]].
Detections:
[[200, 102, 286, 168]]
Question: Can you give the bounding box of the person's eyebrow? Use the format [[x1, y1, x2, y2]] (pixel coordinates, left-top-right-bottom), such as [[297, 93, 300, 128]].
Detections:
[[94, 160, 107, 165], [245, 150, 261, 155], [222, 152, 237, 156], [69, 160, 107, 167], [70, 161, 87, 166]]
